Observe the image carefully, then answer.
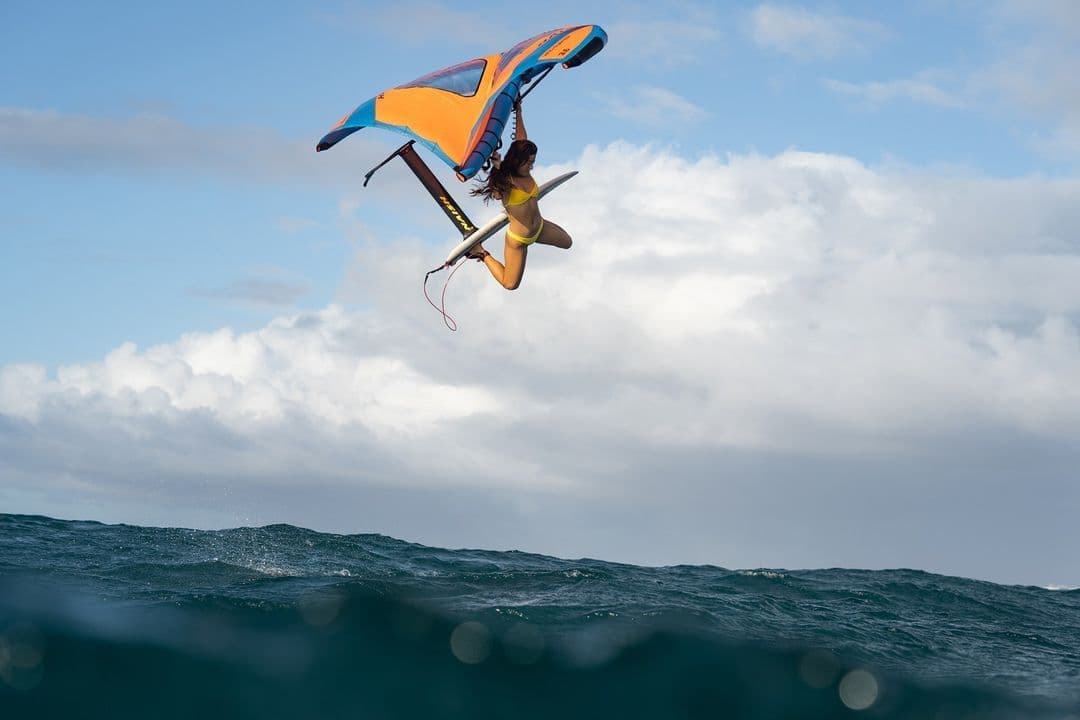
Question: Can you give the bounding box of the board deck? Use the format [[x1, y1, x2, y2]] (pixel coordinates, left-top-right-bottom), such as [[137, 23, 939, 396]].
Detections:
[[443, 171, 578, 266]]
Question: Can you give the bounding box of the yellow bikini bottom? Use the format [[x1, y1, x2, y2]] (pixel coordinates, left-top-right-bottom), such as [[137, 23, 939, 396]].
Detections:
[[506, 219, 544, 246]]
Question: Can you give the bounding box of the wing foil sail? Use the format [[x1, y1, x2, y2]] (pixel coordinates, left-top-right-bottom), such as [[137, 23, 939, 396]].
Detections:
[[316, 25, 607, 180]]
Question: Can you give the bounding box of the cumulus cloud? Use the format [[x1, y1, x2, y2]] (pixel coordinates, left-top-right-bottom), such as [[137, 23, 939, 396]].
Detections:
[[3, 143, 1080, 583], [9, 142, 1080, 453], [747, 4, 892, 60], [2, 312, 499, 436]]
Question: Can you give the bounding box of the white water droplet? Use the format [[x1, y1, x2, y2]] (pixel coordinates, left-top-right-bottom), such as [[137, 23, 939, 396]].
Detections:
[[839, 668, 879, 710]]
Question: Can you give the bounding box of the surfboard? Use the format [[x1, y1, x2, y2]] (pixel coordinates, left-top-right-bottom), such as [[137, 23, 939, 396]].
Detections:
[[443, 171, 578, 266]]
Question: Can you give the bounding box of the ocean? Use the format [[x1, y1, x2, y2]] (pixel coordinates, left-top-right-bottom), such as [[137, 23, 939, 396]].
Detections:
[[0, 513, 1076, 719]]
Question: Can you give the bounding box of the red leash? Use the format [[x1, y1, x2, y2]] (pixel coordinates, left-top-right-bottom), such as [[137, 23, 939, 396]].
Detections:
[[423, 260, 469, 331]]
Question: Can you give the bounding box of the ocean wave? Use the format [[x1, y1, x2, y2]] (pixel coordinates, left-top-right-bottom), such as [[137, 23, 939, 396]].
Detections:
[[2, 513, 1078, 717]]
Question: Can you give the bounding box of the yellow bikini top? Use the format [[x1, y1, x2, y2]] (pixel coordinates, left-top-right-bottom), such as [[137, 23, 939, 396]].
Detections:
[[504, 182, 538, 207]]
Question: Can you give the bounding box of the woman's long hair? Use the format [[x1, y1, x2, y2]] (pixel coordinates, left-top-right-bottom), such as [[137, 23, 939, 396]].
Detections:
[[470, 139, 538, 204]]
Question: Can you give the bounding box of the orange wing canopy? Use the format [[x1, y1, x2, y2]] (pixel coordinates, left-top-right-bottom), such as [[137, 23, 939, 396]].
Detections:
[[316, 25, 607, 180]]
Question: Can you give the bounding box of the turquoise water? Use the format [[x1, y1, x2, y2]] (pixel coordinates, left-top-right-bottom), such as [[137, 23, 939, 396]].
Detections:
[[1, 513, 1077, 718]]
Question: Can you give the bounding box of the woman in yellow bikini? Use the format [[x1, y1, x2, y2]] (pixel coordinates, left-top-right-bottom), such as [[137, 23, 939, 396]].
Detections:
[[467, 102, 573, 290]]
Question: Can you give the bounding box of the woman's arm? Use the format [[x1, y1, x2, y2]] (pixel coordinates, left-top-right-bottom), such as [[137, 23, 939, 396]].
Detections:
[[514, 99, 527, 140]]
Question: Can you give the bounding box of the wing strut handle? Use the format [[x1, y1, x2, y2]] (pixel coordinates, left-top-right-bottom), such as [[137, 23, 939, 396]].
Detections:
[[363, 140, 414, 187], [362, 140, 477, 238]]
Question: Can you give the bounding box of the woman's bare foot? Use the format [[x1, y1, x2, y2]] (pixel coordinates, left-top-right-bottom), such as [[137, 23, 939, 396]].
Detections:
[[466, 245, 490, 262]]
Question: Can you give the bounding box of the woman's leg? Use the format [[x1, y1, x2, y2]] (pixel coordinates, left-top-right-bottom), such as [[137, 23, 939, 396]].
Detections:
[[479, 236, 528, 290], [536, 220, 572, 249]]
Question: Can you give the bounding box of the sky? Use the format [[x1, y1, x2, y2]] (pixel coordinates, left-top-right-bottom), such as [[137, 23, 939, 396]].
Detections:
[[2, 1, 1079, 587]]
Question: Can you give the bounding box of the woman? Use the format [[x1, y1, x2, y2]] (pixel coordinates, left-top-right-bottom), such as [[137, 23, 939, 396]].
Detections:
[[467, 102, 572, 290]]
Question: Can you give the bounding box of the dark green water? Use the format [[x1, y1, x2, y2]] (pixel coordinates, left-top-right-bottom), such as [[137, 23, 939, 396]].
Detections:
[[1, 513, 1077, 718]]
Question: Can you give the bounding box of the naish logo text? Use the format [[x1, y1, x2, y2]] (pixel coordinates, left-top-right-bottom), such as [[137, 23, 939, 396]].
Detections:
[[439, 195, 475, 232]]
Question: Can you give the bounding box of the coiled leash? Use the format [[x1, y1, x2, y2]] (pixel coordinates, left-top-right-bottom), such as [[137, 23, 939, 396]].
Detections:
[[422, 251, 486, 331]]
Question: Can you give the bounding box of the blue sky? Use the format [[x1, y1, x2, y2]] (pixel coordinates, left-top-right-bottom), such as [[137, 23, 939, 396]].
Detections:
[[3, 0, 1072, 365], [3, 1, 1080, 586]]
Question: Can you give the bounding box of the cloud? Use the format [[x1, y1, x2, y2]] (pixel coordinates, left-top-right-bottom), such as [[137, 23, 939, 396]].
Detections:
[[823, 71, 966, 109], [979, 1, 1080, 158], [747, 4, 892, 60], [327, 2, 502, 49], [187, 277, 311, 307], [993, 0, 1080, 37], [5, 313, 500, 436], [3, 143, 1080, 583], [0, 107, 381, 185], [605, 3, 724, 67], [276, 216, 323, 234], [598, 85, 709, 128], [810, 2, 1080, 160]]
